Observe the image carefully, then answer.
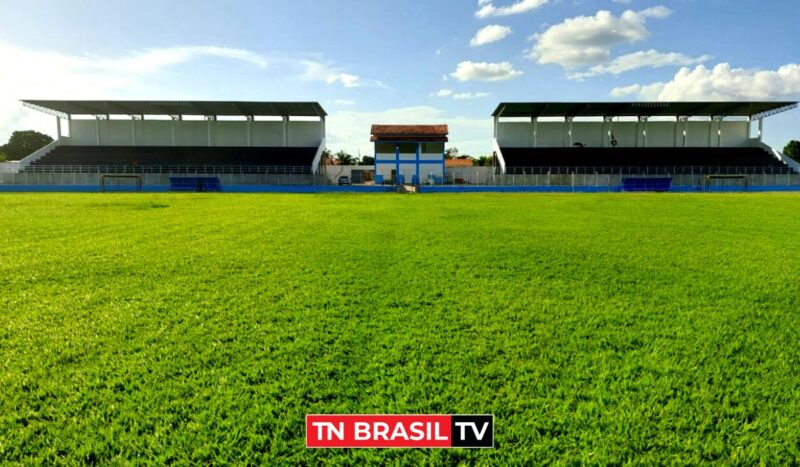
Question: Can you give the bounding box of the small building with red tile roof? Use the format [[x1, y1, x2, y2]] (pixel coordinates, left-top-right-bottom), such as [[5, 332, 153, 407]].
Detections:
[[371, 124, 448, 185], [445, 158, 474, 168]]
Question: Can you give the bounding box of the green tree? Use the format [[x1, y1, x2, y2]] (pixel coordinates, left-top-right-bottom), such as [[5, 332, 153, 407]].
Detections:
[[334, 150, 357, 165], [445, 147, 459, 159], [360, 156, 375, 165], [0, 150, 7, 162], [473, 155, 494, 167], [783, 140, 800, 160], [2, 130, 54, 160]]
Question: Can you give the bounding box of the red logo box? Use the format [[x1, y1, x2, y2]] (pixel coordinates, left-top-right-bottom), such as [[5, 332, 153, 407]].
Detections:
[[306, 414, 494, 449]]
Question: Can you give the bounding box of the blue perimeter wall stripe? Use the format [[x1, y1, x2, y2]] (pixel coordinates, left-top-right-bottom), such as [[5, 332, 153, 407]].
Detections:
[[3, 185, 800, 193]]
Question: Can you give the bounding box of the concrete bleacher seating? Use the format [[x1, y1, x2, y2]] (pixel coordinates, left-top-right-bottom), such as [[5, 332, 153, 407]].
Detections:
[[501, 147, 793, 174], [26, 146, 318, 173]]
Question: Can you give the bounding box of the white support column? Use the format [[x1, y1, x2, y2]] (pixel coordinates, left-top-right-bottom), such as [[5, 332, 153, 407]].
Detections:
[[56, 116, 62, 140], [634, 119, 640, 148], [493, 116, 498, 139], [95, 116, 102, 146], [320, 116, 326, 143], [171, 115, 180, 147], [673, 117, 678, 148], [716, 117, 722, 148], [600, 118, 606, 148], [568, 117, 574, 147], [608, 117, 615, 147], [246, 116, 254, 147], [528, 116, 533, 147], [533, 117, 538, 148], [683, 117, 689, 148], [707, 118, 714, 147], [758, 118, 764, 142], [131, 115, 139, 146], [206, 115, 216, 147], [564, 117, 573, 147], [282, 116, 289, 147], [640, 117, 649, 148]]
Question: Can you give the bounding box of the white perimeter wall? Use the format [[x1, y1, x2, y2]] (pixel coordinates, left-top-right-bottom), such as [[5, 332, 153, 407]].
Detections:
[[497, 120, 751, 148], [67, 119, 323, 147]]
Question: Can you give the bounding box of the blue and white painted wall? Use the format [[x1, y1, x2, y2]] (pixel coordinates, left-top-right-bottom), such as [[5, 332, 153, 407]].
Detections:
[[374, 141, 445, 184]]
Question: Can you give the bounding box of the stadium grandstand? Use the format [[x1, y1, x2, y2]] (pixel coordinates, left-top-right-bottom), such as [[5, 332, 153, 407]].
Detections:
[[16, 100, 327, 180], [491, 102, 799, 175]]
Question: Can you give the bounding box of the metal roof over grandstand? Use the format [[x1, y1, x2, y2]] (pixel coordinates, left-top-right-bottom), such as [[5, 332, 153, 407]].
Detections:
[[21, 100, 327, 118], [492, 102, 798, 119]]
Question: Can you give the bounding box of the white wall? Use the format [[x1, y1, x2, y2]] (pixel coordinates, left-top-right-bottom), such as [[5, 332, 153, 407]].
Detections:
[[67, 119, 323, 147], [497, 119, 751, 148]]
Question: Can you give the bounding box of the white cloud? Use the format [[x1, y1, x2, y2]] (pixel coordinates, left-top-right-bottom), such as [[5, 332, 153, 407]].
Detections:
[[470, 25, 513, 46], [0, 41, 270, 144], [328, 73, 360, 88], [528, 7, 672, 68], [610, 63, 800, 101], [476, 0, 549, 18], [0, 40, 381, 146], [106, 46, 268, 72], [568, 49, 711, 79], [326, 106, 491, 156], [453, 92, 490, 100], [300, 60, 362, 88], [610, 82, 665, 100], [432, 89, 490, 100], [450, 61, 523, 82]]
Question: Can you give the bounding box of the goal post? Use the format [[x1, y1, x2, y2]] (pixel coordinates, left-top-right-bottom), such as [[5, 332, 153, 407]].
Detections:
[[704, 175, 748, 192], [100, 175, 143, 192]]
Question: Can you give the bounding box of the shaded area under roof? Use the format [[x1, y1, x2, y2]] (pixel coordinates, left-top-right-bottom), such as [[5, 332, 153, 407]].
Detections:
[[370, 124, 449, 142], [492, 102, 798, 119], [22, 100, 327, 118]]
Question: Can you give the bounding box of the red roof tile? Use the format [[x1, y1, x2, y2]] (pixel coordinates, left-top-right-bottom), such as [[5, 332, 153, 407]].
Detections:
[[445, 158, 474, 167], [370, 124, 448, 137]]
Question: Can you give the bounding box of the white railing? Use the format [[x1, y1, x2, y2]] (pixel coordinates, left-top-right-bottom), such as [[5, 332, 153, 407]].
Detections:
[[16, 138, 62, 171], [492, 138, 506, 174], [759, 141, 800, 173], [311, 138, 326, 175], [0, 161, 20, 173]]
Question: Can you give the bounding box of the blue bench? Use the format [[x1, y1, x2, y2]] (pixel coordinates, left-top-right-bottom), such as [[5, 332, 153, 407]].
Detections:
[[622, 177, 672, 192], [169, 177, 222, 192]]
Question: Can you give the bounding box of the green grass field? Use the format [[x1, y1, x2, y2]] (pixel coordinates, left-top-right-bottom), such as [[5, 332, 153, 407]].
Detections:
[[1, 193, 800, 464]]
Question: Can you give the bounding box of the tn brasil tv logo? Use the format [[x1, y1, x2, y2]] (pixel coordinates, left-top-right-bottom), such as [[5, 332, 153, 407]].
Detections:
[[306, 415, 494, 449]]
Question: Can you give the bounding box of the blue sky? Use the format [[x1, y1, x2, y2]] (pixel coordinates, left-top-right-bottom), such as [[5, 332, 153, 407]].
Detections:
[[0, 0, 798, 155]]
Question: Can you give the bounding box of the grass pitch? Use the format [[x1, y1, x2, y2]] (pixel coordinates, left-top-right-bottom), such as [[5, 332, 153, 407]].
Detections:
[[1, 193, 799, 464]]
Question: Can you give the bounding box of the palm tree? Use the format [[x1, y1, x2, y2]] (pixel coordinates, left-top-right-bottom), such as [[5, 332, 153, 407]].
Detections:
[[335, 150, 357, 165]]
